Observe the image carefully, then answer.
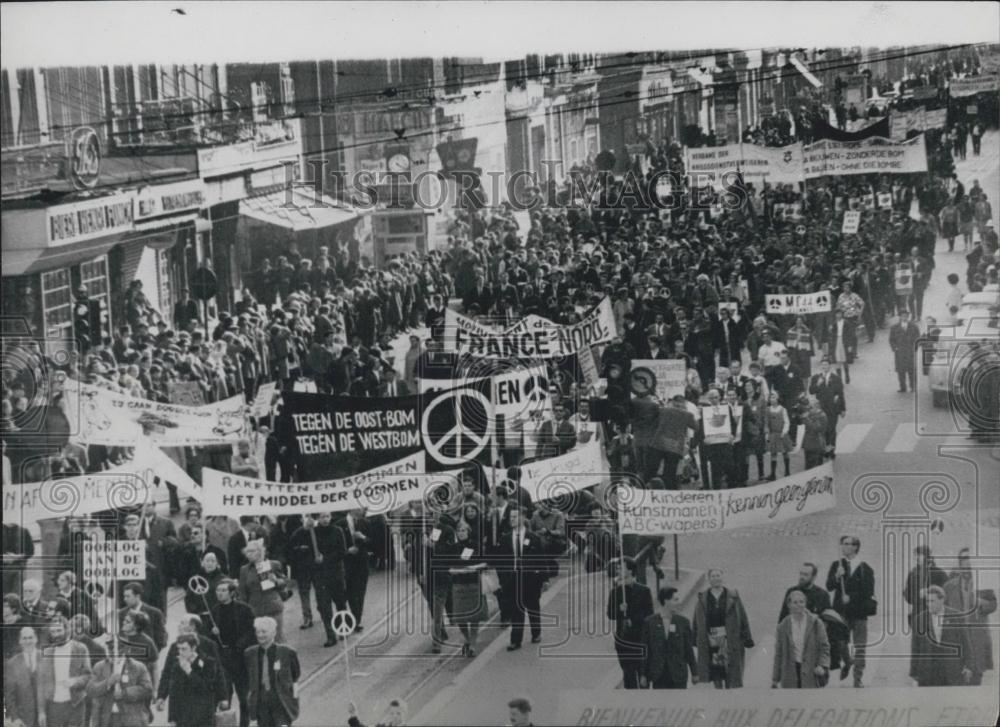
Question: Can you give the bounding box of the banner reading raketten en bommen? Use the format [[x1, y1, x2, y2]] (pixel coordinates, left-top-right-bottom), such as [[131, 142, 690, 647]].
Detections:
[[618, 462, 834, 534], [443, 297, 617, 359], [201, 452, 461, 516]]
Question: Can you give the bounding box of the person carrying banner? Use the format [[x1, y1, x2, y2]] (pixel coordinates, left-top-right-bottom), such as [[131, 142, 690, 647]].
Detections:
[[826, 535, 876, 687], [607, 557, 654, 689], [291, 513, 348, 648], [336, 510, 372, 634]]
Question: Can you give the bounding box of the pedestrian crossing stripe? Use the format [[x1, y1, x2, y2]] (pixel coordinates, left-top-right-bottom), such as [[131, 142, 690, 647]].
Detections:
[[835, 423, 874, 454], [884, 423, 920, 452]]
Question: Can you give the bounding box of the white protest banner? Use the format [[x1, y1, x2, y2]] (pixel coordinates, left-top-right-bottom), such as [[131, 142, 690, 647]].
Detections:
[[486, 439, 610, 502], [557, 684, 994, 727], [3, 439, 201, 524], [251, 381, 278, 419], [579, 345, 601, 390], [618, 461, 834, 535], [62, 379, 248, 447], [419, 366, 551, 423], [444, 297, 617, 359], [949, 74, 1000, 97], [443, 307, 502, 340], [701, 405, 733, 445], [765, 290, 832, 316], [842, 210, 861, 234], [685, 143, 804, 186], [802, 136, 928, 178], [83, 540, 146, 582], [891, 109, 949, 140], [201, 452, 457, 516], [924, 108, 947, 130], [631, 359, 688, 402], [895, 263, 913, 295]]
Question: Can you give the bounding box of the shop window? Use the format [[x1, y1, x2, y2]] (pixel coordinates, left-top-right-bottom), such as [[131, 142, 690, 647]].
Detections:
[[40, 268, 72, 339], [79, 257, 111, 332]]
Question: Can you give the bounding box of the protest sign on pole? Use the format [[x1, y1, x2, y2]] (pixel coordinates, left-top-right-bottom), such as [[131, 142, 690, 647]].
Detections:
[[895, 263, 913, 295], [765, 290, 832, 316], [83, 540, 146, 582], [701, 405, 733, 445], [251, 381, 278, 419], [630, 359, 688, 402], [484, 439, 610, 503], [877, 191, 893, 208], [618, 461, 834, 535], [842, 210, 861, 234]]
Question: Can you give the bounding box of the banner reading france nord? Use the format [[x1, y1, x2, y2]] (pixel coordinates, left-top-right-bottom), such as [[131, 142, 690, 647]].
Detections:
[[443, 297, 617, 359], [685, 142, 804, 186], [617, 461, 834, 535], [802, 136, 928, 178], [200, 452, 462, 516], [61, 379, 248, 446]]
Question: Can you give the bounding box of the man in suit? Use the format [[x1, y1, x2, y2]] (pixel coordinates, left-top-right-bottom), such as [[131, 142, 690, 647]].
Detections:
[[158, 633, 226, 727], [378, 365, 410, 397], [826, 535, 876, 687], [462, 275, 493, 315], [535, 403, 577, 457], [211, 579, 257, 727], [39, 616, 92, 727], [607, 556, 655, 689], [19, 578, 52, 644], [645, 334, 669, 360], [227, 517, 268, 579], [714, 306, 742, 368], [500, 507, 548, 651], [336, 510, 371, 633], [296, 513, 348, 647], [245, 616, 300, 727], [118, 582, 167, 652], [910, 586, 975, 686], [778, 563, 831, 621], [640, 585, 697, 689], [86, 651, 154, 727], [55, 571, 97, 631], [809, 358, 846, 457], [769, 349, 804, 411], [156, 615, 225, 711], [118, 514, 168, 613], [943, 547, 997, 685], [4, 626, 43, 727], [889, 310, 921, 393]]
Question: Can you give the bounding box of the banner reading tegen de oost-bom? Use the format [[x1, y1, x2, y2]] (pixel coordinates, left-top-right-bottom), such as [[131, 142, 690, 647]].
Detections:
[[617, 461, 834, 535]]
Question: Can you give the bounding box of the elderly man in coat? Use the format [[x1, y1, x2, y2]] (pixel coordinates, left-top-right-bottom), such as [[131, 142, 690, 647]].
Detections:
[[943, 548, 998, 685], [889, 310, 921, 393]]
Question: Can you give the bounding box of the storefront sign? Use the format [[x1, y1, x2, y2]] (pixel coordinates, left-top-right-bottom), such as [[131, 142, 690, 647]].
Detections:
[[949, 74, 1000, 97], [802, 136, 927, 179], [68, 127, 102, 189], [47, 191, 136, 246], [135, 179, 206, 220], [618, 461, 834, 535], [197, 119, 301, 177]]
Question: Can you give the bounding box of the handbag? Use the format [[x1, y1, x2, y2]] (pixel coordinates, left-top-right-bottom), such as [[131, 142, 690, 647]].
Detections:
[[214, 707, 238, 727]]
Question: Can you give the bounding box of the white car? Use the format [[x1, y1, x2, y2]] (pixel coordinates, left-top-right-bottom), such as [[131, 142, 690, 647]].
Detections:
[[927, 292, 1000, 407]]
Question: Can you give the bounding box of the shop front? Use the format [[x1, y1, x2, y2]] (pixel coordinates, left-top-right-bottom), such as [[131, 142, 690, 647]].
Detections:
[[1, 191, 134, 350]]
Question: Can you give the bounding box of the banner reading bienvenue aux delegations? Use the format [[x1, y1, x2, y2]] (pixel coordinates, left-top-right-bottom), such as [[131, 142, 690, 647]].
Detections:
[[200, 452, 462, 516], [685, 143, 805, 186], [3, 439, 200, 524], [442, 297, 617, 359], [61, 379, 248, 447], [617, 461, 834, 535], [802, 136, 928, 179], [765, 290, 832, 316]]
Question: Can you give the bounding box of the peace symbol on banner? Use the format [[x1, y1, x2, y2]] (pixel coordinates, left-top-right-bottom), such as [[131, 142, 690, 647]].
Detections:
[[421, 388, 491, 465]]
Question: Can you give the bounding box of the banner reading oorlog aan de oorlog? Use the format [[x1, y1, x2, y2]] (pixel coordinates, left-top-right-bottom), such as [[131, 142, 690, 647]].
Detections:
[[618, 461, 834, 534], [443, 297, 617, 359], [201, 452, 461, 516], [802, 136, 927, 178]]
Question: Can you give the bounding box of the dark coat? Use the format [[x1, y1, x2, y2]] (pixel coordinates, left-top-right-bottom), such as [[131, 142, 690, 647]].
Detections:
[[4, 651, 42, 727], [909, 607, 975, 686], [889, 321, 921, 370], [607, 582, 655, 657], [164, 653, 225, 727], [943, 575, 997, 675], [157, 635, 225, 702], [772, 613, 831, 688], [245, 643, 300, 723], [117, 603, 168, 651], [778, 583, 832, 622], [809, 372, 846, 416], [693, 588, 753, 687], [641, 612, 697, 685], [825, 558, 876, 621]]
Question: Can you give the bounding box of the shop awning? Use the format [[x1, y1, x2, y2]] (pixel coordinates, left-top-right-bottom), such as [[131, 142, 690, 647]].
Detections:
[[3, 233, 126, 277], [240, 189, 359, 233], [790, 55, 823, 89]]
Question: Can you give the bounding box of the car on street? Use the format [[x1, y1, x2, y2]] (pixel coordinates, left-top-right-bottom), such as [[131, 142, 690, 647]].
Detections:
[[927, 292, 1000, 406]]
